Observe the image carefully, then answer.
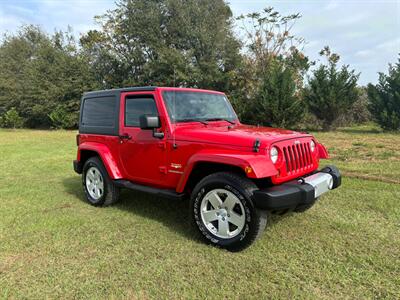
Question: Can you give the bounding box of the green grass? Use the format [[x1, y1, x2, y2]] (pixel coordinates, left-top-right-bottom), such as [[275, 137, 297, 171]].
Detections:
[[0, 127, 399, 299]]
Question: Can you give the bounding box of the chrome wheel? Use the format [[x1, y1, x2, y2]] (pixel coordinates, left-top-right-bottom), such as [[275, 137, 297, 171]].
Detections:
[[85, 167, 104, 200], [200, 188, 246, 239]]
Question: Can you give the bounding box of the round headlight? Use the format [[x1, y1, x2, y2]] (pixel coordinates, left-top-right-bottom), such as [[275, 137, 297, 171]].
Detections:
[[270, 146, 279, 164], [310, 140, 316, 152]]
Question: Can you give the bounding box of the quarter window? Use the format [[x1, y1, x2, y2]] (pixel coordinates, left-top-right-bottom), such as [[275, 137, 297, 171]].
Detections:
[[81, 96, 116, 127]]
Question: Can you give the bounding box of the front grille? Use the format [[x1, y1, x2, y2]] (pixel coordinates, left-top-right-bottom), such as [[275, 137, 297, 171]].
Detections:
[[282, 142, 313, 174]]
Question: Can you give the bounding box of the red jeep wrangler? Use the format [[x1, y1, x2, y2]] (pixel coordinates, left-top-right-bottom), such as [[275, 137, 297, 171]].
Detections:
[[73, 87, 341, 251]]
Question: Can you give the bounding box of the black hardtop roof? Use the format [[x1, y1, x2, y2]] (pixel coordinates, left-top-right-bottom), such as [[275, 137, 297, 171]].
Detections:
[[83, 86, 157, 98]]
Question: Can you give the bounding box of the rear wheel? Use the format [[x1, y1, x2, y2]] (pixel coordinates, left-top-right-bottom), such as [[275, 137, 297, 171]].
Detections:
[[190, 172, 267, 251], [82, 157, 120, 206]]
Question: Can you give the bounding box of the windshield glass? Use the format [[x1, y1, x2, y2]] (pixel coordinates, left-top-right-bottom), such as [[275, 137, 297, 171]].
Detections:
[[162, 91, 237, 123]]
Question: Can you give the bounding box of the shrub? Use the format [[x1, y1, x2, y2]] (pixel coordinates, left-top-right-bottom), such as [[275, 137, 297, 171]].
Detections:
[[333, 88, 371, 127], [351, 88, 371, 124], [367, 57, 400, 131], [48, 105, 78, 129], [0, 108, 24, 128]]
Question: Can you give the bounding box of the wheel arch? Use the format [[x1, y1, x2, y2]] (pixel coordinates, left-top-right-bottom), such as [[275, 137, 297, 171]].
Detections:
[[181, 161, 245, 193], [78, 142, 123, 179], [176, 151, 278, 193]]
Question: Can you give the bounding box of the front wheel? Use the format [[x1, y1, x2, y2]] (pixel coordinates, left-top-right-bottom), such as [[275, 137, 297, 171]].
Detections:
[[190, 172, 267, 251]]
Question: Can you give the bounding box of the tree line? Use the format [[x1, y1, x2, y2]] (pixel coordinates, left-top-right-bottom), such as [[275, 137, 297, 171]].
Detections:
[[0, 0, 398, 131]]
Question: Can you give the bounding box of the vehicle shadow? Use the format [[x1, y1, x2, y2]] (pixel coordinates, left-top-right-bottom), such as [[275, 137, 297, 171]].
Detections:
[[62, 176, 199, 242], [62, 177, 292, 243]]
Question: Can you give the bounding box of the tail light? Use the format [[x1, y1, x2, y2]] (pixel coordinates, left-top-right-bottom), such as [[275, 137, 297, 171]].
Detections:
[[76, 134, 80, 146]]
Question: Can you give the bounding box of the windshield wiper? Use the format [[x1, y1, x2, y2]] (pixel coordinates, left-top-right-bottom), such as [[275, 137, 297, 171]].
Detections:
[[176, 118, 208, 125], [203, 118, 236, 125]]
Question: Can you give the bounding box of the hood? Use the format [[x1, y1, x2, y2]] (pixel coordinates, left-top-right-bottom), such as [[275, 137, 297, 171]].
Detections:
[[173, 123, 311, 148]]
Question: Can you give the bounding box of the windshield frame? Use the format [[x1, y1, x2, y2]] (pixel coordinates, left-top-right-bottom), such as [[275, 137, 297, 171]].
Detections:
[[161, 90, 239, 124]]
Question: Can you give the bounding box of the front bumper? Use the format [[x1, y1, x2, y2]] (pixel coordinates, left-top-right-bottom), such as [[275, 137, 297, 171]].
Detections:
[[252, 165, 341, 210]]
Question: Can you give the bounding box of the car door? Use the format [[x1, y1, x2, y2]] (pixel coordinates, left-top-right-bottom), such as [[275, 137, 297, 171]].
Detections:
[[118, 92, 167, 186]]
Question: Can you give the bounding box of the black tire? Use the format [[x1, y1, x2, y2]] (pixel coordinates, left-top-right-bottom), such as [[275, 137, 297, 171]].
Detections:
[[82, 156, 120, 206], [190, 172, 267, 251]]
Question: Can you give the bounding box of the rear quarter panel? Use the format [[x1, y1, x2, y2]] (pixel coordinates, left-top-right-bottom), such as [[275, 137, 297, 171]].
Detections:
[[78, 135, 123, 179]]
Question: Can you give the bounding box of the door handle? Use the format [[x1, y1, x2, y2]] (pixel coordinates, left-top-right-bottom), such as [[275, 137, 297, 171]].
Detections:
[[119, 134, 132, 140]]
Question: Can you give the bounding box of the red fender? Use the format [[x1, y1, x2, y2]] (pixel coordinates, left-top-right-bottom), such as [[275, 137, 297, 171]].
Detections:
[[318, 143, 329, 159], [78, 142, 123, 179], [176, 150, 278, 193]]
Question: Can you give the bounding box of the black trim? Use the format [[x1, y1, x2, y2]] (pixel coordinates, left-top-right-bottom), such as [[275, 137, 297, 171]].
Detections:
[[83, 86, 157, 98], [113, 180, 185, 200], [252, 166, 341, 210], [73, 160, 83, 174]]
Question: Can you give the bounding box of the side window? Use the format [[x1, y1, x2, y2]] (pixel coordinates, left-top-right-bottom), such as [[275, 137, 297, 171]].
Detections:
[[125, 96, 158, 127], [81, 96, 116, 127]]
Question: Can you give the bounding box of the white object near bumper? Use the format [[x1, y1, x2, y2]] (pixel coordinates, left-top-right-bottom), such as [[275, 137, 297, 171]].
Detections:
[[303, 172, 334, 198]]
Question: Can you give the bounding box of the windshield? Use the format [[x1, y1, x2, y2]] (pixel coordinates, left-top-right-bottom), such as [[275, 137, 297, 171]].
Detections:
[[162, 91, 237, 123]]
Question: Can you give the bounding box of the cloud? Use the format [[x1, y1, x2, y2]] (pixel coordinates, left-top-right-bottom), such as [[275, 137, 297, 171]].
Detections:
[[355, 49, 374, 58], [335, 12, 370, 27], [0, 0, 115, 38], [324, 1, 339, 11], [376, 38, 400, 52], [1, 0, 399, 85], [0, 8, 27, 35]]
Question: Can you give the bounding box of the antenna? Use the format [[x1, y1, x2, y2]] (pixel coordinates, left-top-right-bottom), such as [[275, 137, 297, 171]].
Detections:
[[172, 68, 177, 149]]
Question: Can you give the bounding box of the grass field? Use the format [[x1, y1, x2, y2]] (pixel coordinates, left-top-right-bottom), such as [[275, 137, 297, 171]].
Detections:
[[0, 125, 399, 299]]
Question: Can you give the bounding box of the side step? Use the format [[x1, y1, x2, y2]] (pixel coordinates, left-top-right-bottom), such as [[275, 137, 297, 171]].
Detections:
[[113, 180, 186, 200]]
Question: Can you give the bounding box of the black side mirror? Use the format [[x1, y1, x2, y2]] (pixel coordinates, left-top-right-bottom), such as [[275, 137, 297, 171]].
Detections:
[[139, 115, 164, 139], [140, 115, 160, 130]]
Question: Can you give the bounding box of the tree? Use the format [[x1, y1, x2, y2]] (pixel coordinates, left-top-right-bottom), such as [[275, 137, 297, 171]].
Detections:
[[367, 56, 400, 131], [0, 25, 98, 128], [236, 7, 306, 77], [241, 59, 304, 127], [304, 47, 359, 131], [231, 7, 309, 126], [80, 0, 241, 90]]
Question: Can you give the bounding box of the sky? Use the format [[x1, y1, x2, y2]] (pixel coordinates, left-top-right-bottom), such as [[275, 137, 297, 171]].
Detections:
[[0, 0, 399, 85]]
